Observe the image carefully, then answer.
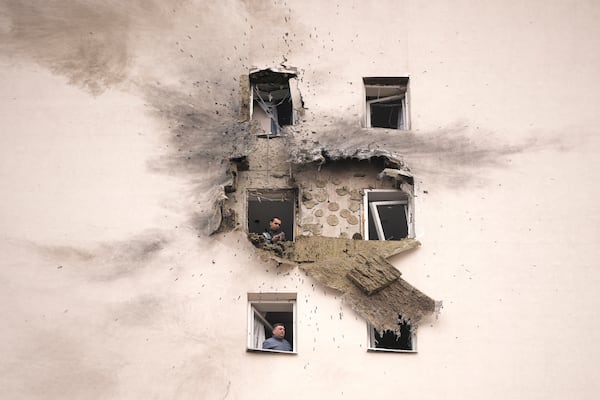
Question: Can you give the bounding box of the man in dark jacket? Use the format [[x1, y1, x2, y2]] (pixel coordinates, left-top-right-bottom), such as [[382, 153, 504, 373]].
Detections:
[[262, 217, 285, 244]]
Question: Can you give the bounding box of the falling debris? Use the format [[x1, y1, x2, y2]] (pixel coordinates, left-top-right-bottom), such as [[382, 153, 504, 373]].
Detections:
[[249, 236, 435, 331], [347, 254, 401, 296]]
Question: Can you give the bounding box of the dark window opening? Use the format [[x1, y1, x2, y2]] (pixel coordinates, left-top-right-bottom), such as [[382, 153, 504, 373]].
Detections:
[[369, 314, 415, 352], [248, 294, 296, 353], [364, 77, 409, 130], [275, 97, 293, 126], [365, 190, 411, 241], [247, 189, 295, 241], [373, 319, 413, 351], [370, 98, 403, 129], [250, 70, 296, 136]]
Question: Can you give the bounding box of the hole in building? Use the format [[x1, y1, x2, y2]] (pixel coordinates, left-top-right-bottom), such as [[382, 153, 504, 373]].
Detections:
[[250, 69, 296, 136], [364, 77, 409, 130], [247, 189, 295, 241]]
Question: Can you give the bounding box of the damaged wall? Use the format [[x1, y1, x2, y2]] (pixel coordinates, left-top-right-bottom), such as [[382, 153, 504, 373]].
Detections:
[[1, 1, 600, 400], [294, 158, 410, 238]]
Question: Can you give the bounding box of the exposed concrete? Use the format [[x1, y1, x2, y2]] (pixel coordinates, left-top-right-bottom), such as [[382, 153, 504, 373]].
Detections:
[[225, 148, 413, 239], [347, 254, 401, 296], [225, 135, 434, 331], [346, 215, 358, 225], [327, 202, 340, 211], [326, 215, 339, 226]]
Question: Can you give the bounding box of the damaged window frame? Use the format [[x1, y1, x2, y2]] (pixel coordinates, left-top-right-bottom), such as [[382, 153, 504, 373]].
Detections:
[[367, 317, 417, 353], [363, 77, 410, 130], [248, 67, 302, 137], [247, 293, 297, 354], [363, 189, 414, 241]]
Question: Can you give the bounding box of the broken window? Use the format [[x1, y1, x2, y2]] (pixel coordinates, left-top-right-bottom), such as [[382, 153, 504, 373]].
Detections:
[[364, 189, 413, 241], [249, 68, 301, 136], [247, 293, 297, 353], [247, 189, 295, 241], [364, 77, 409, 130], [368, 315, 416, 352]]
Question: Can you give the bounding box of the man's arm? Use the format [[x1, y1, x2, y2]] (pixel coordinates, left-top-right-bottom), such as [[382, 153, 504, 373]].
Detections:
[[271, 232, 285, 243]]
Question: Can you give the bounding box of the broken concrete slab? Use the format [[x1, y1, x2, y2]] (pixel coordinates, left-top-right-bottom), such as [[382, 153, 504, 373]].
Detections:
[[379, 167, 413, 182], [347, 254, 401, 296], [247, 236, 434, 330]]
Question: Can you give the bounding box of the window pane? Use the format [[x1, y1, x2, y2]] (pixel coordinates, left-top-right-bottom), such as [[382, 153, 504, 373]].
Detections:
[[371, 101, 402, 129], [377, 203, 408, 240]]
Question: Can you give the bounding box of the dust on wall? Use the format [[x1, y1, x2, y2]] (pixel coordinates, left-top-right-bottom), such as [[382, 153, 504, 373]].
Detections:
[[222, 98, 437, 330], [1, 0, 565, 339]]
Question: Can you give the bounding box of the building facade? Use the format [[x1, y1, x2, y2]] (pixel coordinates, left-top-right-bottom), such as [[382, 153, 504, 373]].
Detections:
[[1, 1, 600, 399]]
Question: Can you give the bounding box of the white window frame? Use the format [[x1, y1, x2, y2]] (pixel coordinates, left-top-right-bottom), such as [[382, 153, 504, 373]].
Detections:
[[247, 293, 297, 354], [366, 322, 417, 353], [363, 189, 414, 241]]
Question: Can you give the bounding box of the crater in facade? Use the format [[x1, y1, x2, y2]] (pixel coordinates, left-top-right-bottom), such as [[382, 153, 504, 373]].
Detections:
[[214, 66, 438, 335]]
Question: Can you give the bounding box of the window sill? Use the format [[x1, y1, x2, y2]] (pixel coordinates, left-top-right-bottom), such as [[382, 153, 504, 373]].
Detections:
[[367, 347, 417, 354], [247, 348, 297, 355]]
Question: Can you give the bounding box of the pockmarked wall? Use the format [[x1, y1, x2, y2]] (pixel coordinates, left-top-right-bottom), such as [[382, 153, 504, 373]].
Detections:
[[1, 1, 600, 399]]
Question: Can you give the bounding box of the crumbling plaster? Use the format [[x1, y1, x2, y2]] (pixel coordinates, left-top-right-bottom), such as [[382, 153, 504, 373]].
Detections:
[[221, 105, 436, 330], [228, 150, 412, 236], [294, 158, 411, 238]]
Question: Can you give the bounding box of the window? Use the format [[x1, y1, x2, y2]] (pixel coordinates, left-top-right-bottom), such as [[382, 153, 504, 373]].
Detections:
[[363, 189, 413, 240], [249, 68, 300, 136], [247, 189, 296, 241], [364, 77, 409, 130], [368, 315, 416, 353], [247, 293, 297, 353]]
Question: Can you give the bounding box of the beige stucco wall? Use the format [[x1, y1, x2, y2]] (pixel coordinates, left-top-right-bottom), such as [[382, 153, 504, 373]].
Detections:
[[1, 1, 600, 399]]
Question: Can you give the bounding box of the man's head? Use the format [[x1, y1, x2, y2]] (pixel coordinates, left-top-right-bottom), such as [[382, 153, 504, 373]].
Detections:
[[271, 323, 285, 339], [269, 217, 282, 231]]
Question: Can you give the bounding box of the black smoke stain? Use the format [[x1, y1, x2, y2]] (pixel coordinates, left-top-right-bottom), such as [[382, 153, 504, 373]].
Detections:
[[142, 84, 252, 175], [140, 82, 255, 233], [1, 0, 136, 94], [33, 229, 171, 281], [1, 0, 568, 230], [286, 118, 568, 186], [1, 0, 255, 232], [0, 0, 181, 94]]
